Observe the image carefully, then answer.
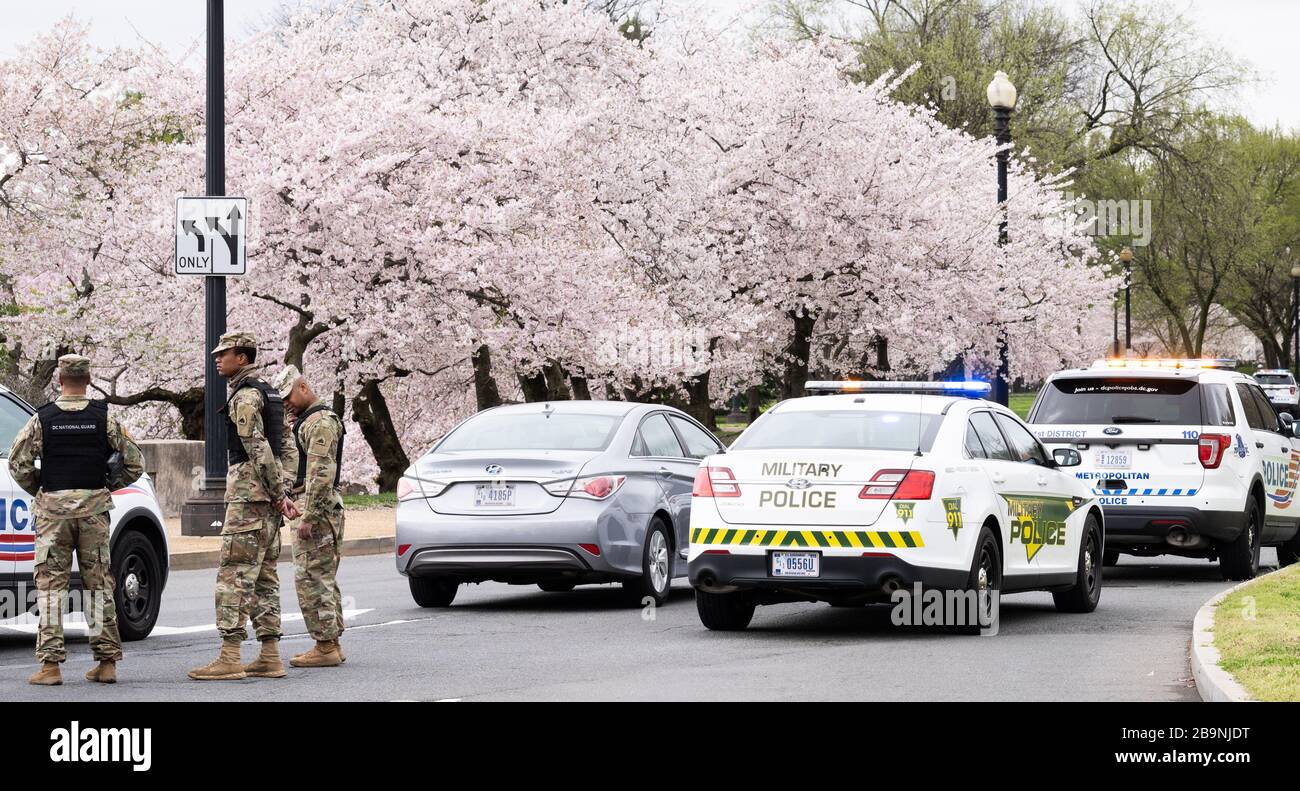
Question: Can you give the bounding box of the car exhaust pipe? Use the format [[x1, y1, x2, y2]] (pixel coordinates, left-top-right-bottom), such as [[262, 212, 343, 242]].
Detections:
[[881, 576, 903, 595]]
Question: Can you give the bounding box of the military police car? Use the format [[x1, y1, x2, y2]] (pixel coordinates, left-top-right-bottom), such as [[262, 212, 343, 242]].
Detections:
[[0, 385, 168, 639], [1029, 359, 1300, 580], [687, 381, 1103, 631]]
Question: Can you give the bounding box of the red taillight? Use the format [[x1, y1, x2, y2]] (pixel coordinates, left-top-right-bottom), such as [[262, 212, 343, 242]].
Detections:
[[702, 549, 731, 555], [693, 466, 740, 497], [578, 543, 601, 556], [1198, 433, 1231, 469], [859, 469, 934, 500], [397, 544, 411, 557], [1290, 387, 1296, 395], [582, 477, 615, 498]]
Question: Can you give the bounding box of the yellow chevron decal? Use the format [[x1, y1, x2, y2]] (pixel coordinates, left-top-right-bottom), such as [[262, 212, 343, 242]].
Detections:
[[690, 528, 924, 549]]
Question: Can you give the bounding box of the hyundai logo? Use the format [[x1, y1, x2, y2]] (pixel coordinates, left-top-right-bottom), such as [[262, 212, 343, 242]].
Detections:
[[1103, 427, 1122, 436], [786, 478, 812, 489], [485, 464, 503, 475]]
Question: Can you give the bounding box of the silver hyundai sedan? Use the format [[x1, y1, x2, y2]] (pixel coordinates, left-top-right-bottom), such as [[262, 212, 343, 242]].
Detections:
[[395, 400, 725, 607]]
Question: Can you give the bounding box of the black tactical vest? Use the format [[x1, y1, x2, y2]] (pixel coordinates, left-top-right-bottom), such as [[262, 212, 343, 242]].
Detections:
[[222, 377, 284, 465], [294, 403, 345, 489], [37, 400, 111, 491]]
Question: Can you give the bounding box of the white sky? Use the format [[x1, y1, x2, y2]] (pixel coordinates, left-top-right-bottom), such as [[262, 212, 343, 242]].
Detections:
[[0, 0, 1295, 131]]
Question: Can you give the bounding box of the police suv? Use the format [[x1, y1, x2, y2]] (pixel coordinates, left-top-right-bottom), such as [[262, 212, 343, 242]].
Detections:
[[1028, 359, 1300, 580], [0, 385, 168, 639], [1253, 369, 1299, 417], [687, 381, 1103, 631]]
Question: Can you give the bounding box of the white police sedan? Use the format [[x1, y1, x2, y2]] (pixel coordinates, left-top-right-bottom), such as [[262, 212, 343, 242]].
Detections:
[[0, 385, 168, 640], [687, 381, 1104, 631]]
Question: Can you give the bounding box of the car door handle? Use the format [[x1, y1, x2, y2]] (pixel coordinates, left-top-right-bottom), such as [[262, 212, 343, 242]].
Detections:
[[1036, 476, 1049, 487], [1256, 441, 1265, 449], [991, 474, 1006, 485], [657, 467, 671, 477]]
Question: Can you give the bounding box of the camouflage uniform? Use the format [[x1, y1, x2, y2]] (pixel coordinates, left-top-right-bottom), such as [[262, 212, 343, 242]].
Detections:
[[215, 360, 289, 643], [7, 356, 144, 665]]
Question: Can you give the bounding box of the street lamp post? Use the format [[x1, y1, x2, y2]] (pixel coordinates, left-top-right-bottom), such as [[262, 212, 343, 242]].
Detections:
[[1291, 263, 1300, 381], [1121, 247, 1133, 354], [987, 71, 1017, 406]]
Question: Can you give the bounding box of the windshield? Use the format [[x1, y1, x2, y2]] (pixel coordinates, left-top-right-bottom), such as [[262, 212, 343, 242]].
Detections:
[[437, 412, 622, 452], [1031, 377, 1201, 425], [1255, 374, 1293, 386], [731, 409, 940, 452]]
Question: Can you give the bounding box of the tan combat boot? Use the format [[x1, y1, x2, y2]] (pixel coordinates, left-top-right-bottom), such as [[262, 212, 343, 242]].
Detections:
[[28, 661, 63, 686], [289, 640, 342, 668], [188, 640, 247, 681], [243, 638, 287, 678], [85, 660, 117, 684]]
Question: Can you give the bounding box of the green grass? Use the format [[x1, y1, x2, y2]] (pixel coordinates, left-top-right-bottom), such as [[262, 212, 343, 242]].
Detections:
[[1213, 564, 1300, 701], [1009, 392, 1035, 419], [343, 492, 396, 510]]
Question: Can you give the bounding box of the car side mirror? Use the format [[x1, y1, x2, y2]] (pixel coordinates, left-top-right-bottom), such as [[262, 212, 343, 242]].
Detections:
[[1053, 448, 1082, 468]]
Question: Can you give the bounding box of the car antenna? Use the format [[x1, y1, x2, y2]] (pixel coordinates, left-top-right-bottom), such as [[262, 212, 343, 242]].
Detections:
[[916, 388, 924, 457]]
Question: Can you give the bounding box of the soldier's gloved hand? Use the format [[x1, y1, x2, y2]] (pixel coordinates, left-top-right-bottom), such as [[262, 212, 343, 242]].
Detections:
[[297, 521, 314, 541]]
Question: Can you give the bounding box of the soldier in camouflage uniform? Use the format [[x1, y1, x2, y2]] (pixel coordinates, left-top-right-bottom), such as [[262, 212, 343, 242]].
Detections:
[[8, 354, 144, 686], [189, 332, 301, 681], [273, 365, 347, 667]]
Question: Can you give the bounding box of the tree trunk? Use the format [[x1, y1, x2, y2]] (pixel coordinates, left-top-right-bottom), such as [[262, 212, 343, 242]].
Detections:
[[351, 378, 409, 492], [542, 361, 572, 401], [471, 344, 502, 410], [781, 310, 816, 399], [746, 385, 760, 423], [518, 371, 549, 402], [570, 376, 591, 400], [683, 370, 715, 429], [875, 335, 890, 372]]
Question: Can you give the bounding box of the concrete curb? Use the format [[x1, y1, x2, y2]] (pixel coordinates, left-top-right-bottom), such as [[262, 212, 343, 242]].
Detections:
[[168, 535, 394, 572], [1189, 568, 1286, 703]]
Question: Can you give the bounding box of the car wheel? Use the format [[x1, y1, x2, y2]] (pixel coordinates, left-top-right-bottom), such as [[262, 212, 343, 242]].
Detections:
[[1053, 513, 1103, 613], [409, 576, 458, 607], [622, 518, 672, 607], [961, 525, 1002, 634], [113, 530, 163, 641], [1103, 548, 1120, 567], [537, 581, 576, 592], [695, 589, 756, 631], [1219, 497, 1262, 581]]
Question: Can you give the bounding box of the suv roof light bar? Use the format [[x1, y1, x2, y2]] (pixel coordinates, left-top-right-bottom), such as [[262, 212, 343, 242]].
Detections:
[[803, 380, 992, 398]]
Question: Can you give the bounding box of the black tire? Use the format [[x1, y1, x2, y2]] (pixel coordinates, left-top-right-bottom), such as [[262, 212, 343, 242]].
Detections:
[[112, 529, 163, 641], [1054, 513, 1103, 613], [1277, 529, 1300, 567], [961, 525, 1002, 634], [622, 518, 673, 607], [695, 589, 756, 631], [409, 576, 458, 607], [537, 581, 576, 592], [1103, 549, 1120, 567], [1219, 497, 1262, 581]]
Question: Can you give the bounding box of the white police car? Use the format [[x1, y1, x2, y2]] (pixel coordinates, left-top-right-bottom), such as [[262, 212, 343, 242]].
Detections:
[[1254, 369, 1299, 416], [1028, 359, 1300, 580], [0, 385, 168, 639], [687, 381, 1103, 631]]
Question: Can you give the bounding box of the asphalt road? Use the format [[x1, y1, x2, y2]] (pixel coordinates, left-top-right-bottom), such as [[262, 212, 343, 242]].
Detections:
[[0, 550, 1276, 701]]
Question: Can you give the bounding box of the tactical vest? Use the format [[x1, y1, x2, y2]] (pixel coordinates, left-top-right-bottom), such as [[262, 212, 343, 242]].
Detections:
[[222, 377, 284, 465], [37, 400, 111, 491], [294, 403, 345, 489]]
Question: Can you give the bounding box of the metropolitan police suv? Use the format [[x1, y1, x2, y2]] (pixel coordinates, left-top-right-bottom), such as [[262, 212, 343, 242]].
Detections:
[[0, 385, 168, 639], [687, 381, 1103, 631], [1029, 359, 1300, 580]]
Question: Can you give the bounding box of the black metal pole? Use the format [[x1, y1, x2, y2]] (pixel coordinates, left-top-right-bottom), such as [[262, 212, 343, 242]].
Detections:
[[1113, 300, 1119, 357], [1293, 276, 1299, 381], [1124, 258, 1132, 352], [993, 106, 1011, 406], [204, 0, 227, 487]]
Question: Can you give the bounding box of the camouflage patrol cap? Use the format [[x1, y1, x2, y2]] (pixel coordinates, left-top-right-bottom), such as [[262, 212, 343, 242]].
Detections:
[[272, 364, 302, 399], [211, 331, 256, 355], [57, 354, 91, 377]]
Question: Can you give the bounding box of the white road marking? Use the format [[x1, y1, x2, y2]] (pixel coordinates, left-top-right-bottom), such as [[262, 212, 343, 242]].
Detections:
[[0, 609, 374, 636]]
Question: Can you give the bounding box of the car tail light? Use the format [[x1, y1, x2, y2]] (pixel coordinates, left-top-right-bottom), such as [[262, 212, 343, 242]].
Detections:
[[567, 475, 626, 500], [578, 543, 601, 556], [397, 476, 446, 500], [396, 478, 419, 500], [1290, 386, 1295, 395], [397, 544, 411, 556], [859, 469, 934, 500], [692, 467, 740, 497], [1198, 433, 1231, 469]]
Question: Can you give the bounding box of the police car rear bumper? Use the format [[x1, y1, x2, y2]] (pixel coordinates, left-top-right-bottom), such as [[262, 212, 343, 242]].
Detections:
[[1102, 505, 1243, 549], [689, 552, 969, 600]]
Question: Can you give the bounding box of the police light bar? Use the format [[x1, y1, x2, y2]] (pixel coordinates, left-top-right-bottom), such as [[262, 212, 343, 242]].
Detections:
[[1090, 358, 1237, 371], [804, 380, 992, 397]]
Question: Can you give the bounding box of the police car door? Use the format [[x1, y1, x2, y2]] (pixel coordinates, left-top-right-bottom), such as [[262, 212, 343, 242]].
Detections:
[[1237, 382, 1299, 537], [967, 411, 1040, 578], [0, 392, 36, 578], [994, 413, 1079, 577]]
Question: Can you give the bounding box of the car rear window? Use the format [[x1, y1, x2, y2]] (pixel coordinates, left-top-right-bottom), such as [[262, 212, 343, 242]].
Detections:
[[1031, 377, 1203, 425], [437, 412, 622, 451], [1255, 374, 1293, 386], [731, 409, 941, 452]]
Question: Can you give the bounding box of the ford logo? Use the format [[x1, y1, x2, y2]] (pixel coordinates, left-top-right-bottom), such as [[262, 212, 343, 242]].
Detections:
[[786, 478, 812, 489], [485, 464, 503, 475], [1103, 427, 1122, 436]]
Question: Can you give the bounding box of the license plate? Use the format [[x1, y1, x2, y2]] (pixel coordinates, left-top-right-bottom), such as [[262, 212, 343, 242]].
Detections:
[[474, 483, 516, 507], [1095, 450, 1131, 469], [771, 551, 820, 578]]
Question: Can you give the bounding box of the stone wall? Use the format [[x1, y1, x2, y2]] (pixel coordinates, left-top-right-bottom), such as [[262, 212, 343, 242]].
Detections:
[[137, 440, 204, 517]]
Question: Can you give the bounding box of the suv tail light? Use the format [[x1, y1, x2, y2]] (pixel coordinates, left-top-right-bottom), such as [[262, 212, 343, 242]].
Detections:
[[859, 469, 935, 500], [693, 466, 740, 497], [1198, 433, 1231, 469]]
